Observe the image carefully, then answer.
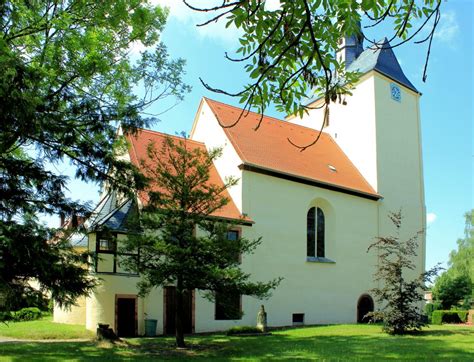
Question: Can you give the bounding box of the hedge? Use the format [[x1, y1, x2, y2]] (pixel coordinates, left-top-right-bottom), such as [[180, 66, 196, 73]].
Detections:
[[424, 302, 442, 322], [12, 307, 43, 321], [431, 310, 468, 325]]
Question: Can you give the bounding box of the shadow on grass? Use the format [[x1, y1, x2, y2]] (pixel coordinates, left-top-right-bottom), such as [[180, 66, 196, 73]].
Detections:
[[411, 328, 473, 337], [0, 327, 473, 361]]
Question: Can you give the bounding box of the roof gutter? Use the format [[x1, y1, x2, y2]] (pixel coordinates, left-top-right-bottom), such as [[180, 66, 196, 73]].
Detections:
[[239, 163, 383, 201]]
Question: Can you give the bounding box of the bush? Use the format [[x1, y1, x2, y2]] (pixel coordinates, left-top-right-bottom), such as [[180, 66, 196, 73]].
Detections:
[[12, 307, 42, 321], [226, 326, 263, 336], [424, 302, 441, 322], [431, 310, 469, 325]]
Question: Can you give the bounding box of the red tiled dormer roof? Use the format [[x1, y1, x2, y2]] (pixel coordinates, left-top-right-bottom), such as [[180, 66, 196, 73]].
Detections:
[[126, 129, 251, 223], [204, 98, 380, 200]]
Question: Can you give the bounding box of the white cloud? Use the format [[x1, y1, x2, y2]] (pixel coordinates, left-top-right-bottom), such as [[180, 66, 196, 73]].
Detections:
[[434, 10, 459, 44], [151, 0, 241, 46], [427, 212, 437, 225]]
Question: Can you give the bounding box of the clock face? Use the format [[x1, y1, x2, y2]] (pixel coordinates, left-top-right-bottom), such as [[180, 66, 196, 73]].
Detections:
[[390, 83, 401, 102]]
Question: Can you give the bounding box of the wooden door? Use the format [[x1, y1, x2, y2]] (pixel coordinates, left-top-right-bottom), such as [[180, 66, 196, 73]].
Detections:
[[116, 297, 137, 337], [164, 287, 193, 335]]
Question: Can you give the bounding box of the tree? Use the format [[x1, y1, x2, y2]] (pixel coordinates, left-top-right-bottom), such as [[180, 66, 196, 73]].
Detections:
[[367, 211, 440, 335], [0, 1, 189, 315], [432, 210, 473, 307], [184, 0, 441, 146], [432, 273, 471, 310], [122, 136, 281, 347], [447, 211, 474, 291]]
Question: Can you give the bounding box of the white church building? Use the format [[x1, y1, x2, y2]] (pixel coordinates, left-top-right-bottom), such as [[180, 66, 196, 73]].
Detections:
[[55, 33, 426, 336]]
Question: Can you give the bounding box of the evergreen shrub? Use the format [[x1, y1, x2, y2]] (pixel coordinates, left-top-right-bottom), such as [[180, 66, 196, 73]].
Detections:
[[431, 310, 468, 325]]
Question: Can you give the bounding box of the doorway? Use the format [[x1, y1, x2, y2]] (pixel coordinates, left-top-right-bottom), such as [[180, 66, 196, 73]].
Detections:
[[357, 294, 374, 323], [116, 295, 137, 337], [164, 287, 194, 335]]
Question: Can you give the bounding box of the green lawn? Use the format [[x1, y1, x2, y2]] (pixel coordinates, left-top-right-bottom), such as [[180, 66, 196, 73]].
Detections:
[[0, 316, 94, 340], [0, 323, 472, 361]]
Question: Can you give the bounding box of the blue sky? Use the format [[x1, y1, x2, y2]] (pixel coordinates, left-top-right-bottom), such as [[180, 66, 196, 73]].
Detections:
[[50, 0, 472, 272]]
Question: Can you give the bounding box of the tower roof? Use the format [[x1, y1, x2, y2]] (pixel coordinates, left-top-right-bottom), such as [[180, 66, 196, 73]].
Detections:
[[347, 38, 418, 93]]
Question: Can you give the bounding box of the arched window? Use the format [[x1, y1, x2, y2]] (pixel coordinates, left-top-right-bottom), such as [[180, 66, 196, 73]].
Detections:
[[307, 207, 325, 258], [307, 207, 316, 257], [316, 207, 325, 258]]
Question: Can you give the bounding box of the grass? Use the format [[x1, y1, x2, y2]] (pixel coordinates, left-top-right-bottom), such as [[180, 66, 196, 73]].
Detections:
[[0, 323, 472, 361], [0, 316, 94, 340]]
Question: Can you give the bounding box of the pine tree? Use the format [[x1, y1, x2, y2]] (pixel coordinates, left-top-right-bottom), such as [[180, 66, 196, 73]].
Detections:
[[122, 135, 281, 347]]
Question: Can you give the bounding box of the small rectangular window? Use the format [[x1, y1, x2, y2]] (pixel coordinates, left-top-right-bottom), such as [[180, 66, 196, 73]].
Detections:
[[227, 230, 240, 263], [227, 230, 239, 241], [215, 291, 241, 320], [292, 313, 305, 324], [97, 233, 116, 252]]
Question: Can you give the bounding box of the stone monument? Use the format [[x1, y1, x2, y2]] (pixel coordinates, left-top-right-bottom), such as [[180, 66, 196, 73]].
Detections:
[[257, 305, 267, 332]]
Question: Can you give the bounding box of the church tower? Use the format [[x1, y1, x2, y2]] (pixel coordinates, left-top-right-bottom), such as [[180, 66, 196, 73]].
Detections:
[[287, 28, 426, 276]]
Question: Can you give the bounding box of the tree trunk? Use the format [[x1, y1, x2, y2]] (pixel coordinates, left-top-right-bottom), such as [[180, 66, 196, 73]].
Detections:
[[175, 276, 186, 348]]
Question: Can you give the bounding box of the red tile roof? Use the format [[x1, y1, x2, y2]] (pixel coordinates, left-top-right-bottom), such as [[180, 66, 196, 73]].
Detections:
[[126, 129, 250, 223], [204, 98, 380, 200]]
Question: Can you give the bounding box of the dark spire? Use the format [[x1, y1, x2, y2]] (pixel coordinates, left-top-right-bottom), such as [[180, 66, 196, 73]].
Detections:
[[346, 38, 419, 93], [337, 22, 364, 69]]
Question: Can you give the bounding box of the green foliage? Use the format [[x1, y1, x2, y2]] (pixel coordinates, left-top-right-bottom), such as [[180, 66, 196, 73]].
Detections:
[[432, 273, 472, 310], [1, 283, 49, 312], [122, 136, 281, 347], [424, 303, 436, 320], [431, 310, 468, 325], [0, 1, 189, 315], [0, 215, 97, 314], [448, 211, 474, 282], [432, 211, 473, 309], [227, 326, 263, 336], [367, 211, 441, 335], [12, 307, 42, 322], [186, 1, 442, 119]]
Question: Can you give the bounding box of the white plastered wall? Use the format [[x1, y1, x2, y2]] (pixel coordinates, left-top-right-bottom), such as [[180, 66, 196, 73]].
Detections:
[[54, 296, 86, 325], [288, 71, 425, 277], [191, 171, 380, 332], [84, 233, 165, 335], [372, 73, 426, 278], [190, 99, 244, 212], [287, 73, 379, 191]]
